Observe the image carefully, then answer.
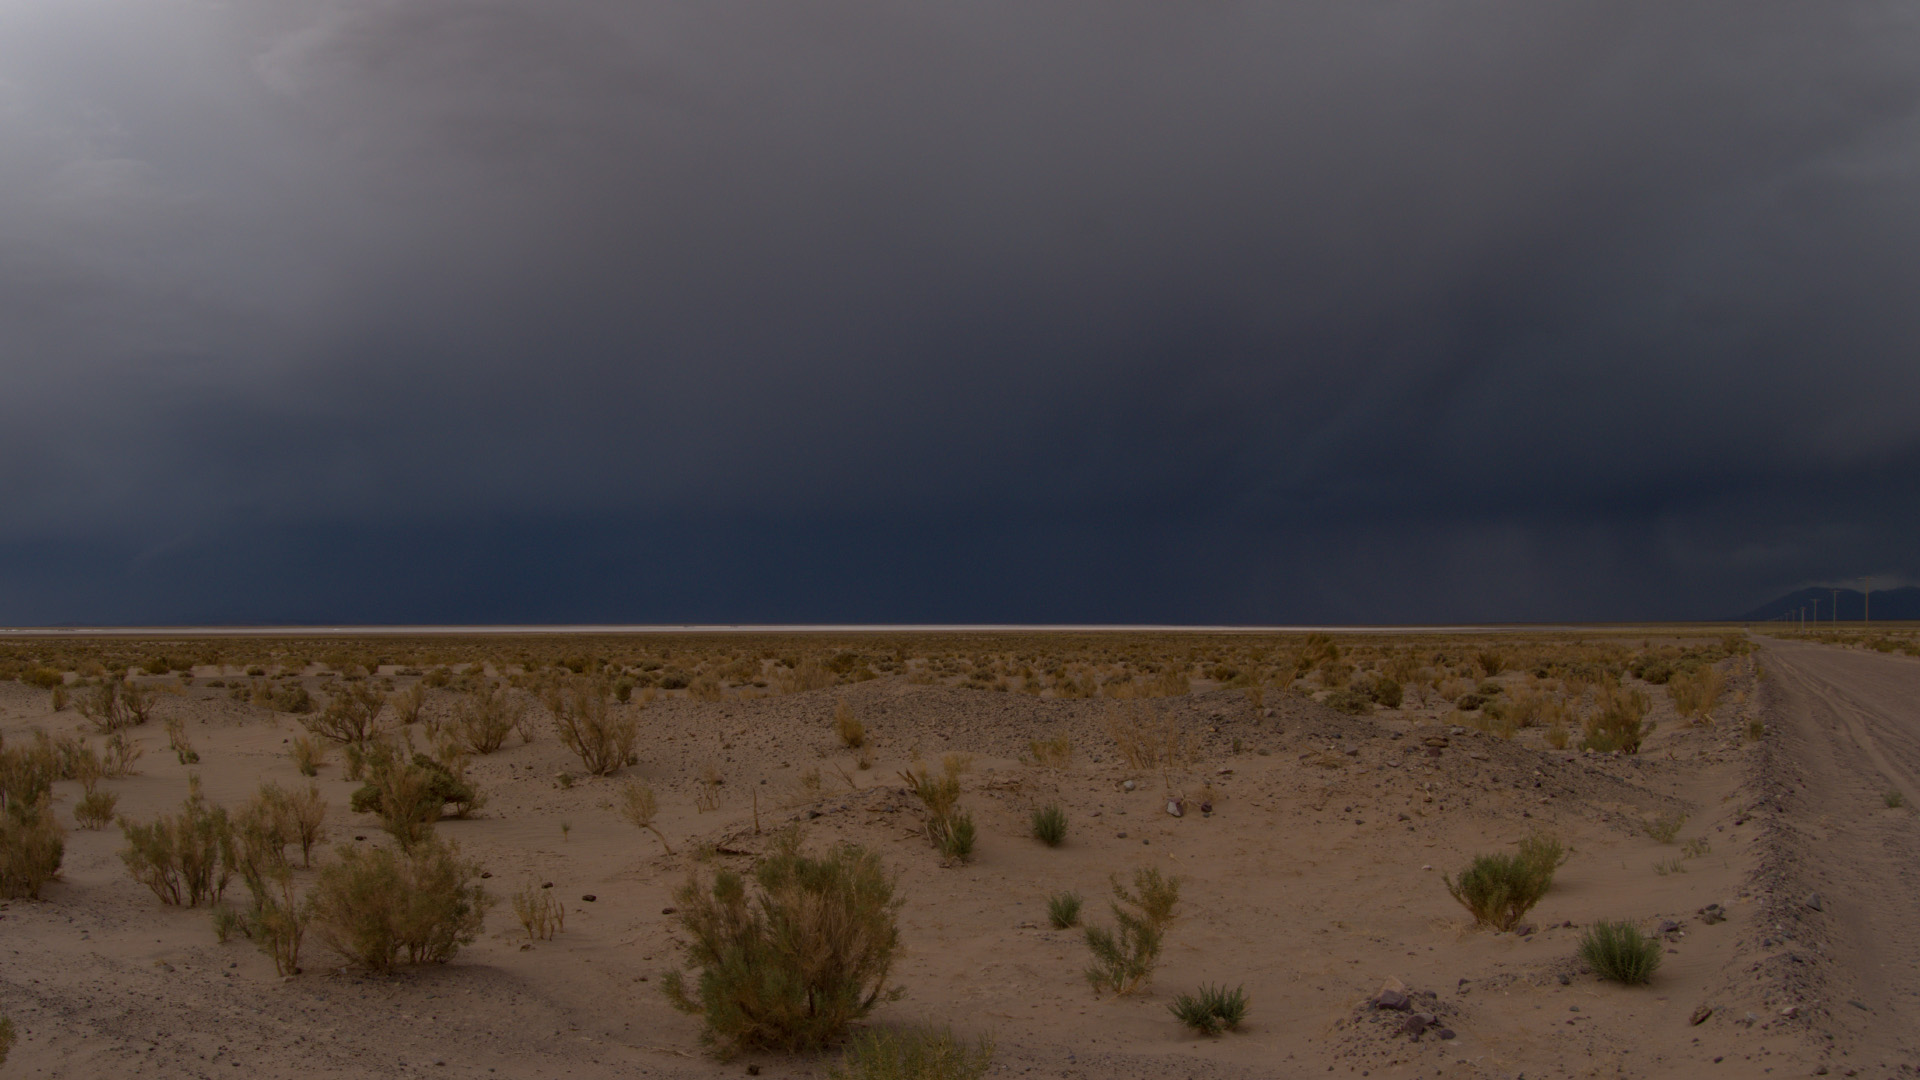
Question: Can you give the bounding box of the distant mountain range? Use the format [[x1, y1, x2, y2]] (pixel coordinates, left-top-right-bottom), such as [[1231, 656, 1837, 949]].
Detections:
[[1737, 586, 1920, 623]]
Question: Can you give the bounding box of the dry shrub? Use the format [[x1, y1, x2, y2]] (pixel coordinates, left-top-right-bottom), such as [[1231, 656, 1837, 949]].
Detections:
[[102, 731, 142, 777], [550, 680, 638, 775], [290, 735, 326, 776], [74, 789, 119, 830], [231, 784, 311, 975], [618, 780, 674, 853], [512, 881, 566, 941], [163, 715, 199, 764], [662, 831, 902, 1056], [1444, 833, 1564, 930], [1084, 867, 1180, 995], [76, 681, 134, 733], [309, 833, 491, 973], [833, 698, 866, 749], [120, 777, 233, 908], [1026, 734, 1072, 770], [303, 683, 388, 748], [1, 739, 65, 900], [899, 755, 974, 861], [451, 682, 525, 755], [688, 673, 724, 702], [1582, 684, 1651, 753], [350, 742, 480, 850], [774, 660, 836, 695], [1105, 705, 1190, 785], [1667, 666, 1726, 723], [389, 682, 427, 726]]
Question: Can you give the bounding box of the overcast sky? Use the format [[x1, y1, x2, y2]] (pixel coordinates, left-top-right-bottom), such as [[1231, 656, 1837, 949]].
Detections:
[[2, 0, 1917, 625]]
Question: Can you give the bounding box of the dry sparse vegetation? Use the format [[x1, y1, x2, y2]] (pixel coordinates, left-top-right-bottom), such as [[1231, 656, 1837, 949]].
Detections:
[[827, 1026, 993, 1080], [1443, 833, 1564, 931], [309, 833, 491, 973], [663, 831, 902, 1057], [512, 881, 566, 942], [833, 698, 866, 749], [119, 777, 232, 908], [550, 680, 637, 776], [618, 780, 673, 854], [1084, 867, 1180, 995]]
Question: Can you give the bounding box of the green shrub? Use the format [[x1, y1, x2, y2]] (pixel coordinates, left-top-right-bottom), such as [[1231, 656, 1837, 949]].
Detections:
[[828, 1026, 993, 1080], [1887, 789, 1907, 809], [1084, 867, 1180, 995], [308, 833, 490, 973], [1047, 890, 1082, 929], [937, 811, 976, 862], [350, 745, 480, 850], [1579, 920, 1661, 985], [1443, 833, 1563, 930], [119, 777, 232, 907], [1030, 804, 1068, 847], [1366, 676, 1404, 709], [1169, 983, 1248, 1035], [230, 788, 310, 975], [662, 831, 902, 1057]]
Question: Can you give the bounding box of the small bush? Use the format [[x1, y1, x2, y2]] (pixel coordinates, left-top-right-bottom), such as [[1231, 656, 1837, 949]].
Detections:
[[1030, 804, 1068, 847], [1047, 890, 1082, 929], [512, 881, 566, 941], [74, 789, 119, 830], [451, 683, 525, 755], [937, 812, 976, 862], [662, 831, 902, 1056], [1581, 684, 1651, 753], [304, 683, 388, 748], [350, 745, 480, 850], [828, 1026, 993, 1080], [1443, 833, 1563, 930], [270, 683, 314, 714], [618, 780, 673, 853], [163, 716, 199, 765], [0, 1015, 13, 1066], [389, 682, 427, 727], [309, 833, 491, 973], [1579, 920, 1661, 984], [1667, 666, 1726, 722], [290, 735, 326, 776], [230, 786, 310, 975], [1886, 789, 1907, 809], [1169, 983, 1248, 1035], [1084, 867, 1180, 995], [900, 756, 975, 861], [833, 698, 866, 749], [120, 777, 232, 907], [550, 680, 638, 776], [1, 799, 65, 899], [1322, 688, 1373, 715]]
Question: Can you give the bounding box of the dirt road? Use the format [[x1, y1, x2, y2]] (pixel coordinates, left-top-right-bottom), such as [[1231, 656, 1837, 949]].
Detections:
[[1758, 637, 1920, 1073]]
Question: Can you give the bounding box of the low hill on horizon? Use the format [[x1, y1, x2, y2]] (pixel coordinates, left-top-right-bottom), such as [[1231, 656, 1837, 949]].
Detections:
[[1738, 585, 1920, 623]]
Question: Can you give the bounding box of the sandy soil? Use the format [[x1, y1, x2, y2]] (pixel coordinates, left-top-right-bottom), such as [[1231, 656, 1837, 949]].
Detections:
[[1, 636, 1911, 1080]]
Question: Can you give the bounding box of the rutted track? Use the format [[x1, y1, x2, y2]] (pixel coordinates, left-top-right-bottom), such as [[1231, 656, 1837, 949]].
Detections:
[[1758, 638, 1920, 1072]]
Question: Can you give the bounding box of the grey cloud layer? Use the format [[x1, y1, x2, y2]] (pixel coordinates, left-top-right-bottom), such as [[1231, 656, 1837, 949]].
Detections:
[[2, 1, 1917, 620]]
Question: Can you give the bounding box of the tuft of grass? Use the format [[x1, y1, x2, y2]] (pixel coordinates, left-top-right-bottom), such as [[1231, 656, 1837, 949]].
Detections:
[[1047, 890, 1082, 929], [662, 830, 902, 1057], [1642, 812, 1686, 844], [74, 789, 119, 830], [1652, 856, 1687, 876], [1030, 804, 1068, 848], [900, 756, 975, 862], [1084, 866, 1180, 995], [1579, 920, 1661, 985], [1443, 833, 1564, 931], [1885, 789, 1906, 809], [1169, 983, 1248, 1035], [827, 1025, 993, 1080], [833, 698, 866, 749], [1, 1015, 14, 1066]]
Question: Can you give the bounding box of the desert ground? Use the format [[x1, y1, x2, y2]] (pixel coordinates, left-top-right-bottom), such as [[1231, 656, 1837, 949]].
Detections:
[[1, 629, 1917, 1080]]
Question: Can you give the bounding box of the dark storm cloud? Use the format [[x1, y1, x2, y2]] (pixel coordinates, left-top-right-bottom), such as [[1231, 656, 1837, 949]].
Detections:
[[2, 0, 1918, 623]]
